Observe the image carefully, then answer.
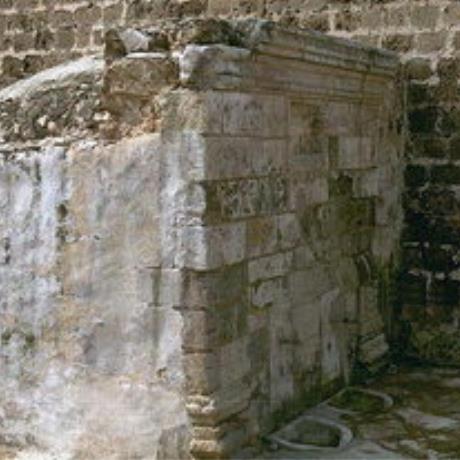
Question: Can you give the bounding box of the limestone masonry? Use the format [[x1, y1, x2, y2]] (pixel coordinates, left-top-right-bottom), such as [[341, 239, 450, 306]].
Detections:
[[2, 0, 460, 459], [0, 17, 403, 459], [2, 0, 460, 357], [2, 2, 460, 350]]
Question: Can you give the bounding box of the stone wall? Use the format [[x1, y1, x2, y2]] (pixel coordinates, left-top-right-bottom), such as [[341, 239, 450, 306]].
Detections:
[[170, 21, 403, 457], [0, 0, 208, 87], [0, 19, 403, 458], [0, 55, 190, 458], [208, 0, 460, 365], [269, 0, 460, 365]]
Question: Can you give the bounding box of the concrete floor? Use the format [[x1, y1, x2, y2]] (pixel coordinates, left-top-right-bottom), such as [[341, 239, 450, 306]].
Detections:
[[255, 366, 460, 460]]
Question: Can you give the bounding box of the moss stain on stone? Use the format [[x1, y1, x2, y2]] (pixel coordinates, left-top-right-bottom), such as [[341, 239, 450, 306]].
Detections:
[[328, 388, 383, 413], [1, 330, 12, 346]]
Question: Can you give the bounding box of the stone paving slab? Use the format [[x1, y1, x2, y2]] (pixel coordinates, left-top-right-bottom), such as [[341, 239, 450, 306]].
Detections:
[[254, 366, 460, 460]]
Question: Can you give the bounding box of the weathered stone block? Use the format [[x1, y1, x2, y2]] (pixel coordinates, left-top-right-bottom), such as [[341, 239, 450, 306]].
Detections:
[[443, 3, 460, 26], [207, 0, 233, 15], [449, 135, 460, 160], [405, 58, 432, 80], [202, 137, 286, 181], [74, 4, 102, 26], [56, 26, 75, 50], [293, 245, 316, 270], [137, 268, 183, 307], [103, 2, 124, 23], [405, 164, 428, 188], [382, 34, 413, 53], [249, 252, 293, 283], [412, 136, 446, 159], [417, 32, 447, 53], [290, 173, 329, 210], [353, 169, 380, 198], [408, 107, 438, 134], [206, 137, 252, 178], [269, 316, 295, 410], [289, 102, 328, 155], [324, 102, 359, 137], [337, 136, 375, 170], [184, 352, 220, 394], [161, 90, 223, 135], [219, 337, 251, 384], [216, 301, 248, 345], [1, 55, 24, 78], [204, 176, 289, 221], [358, 333, 389, 365], [432, 164, 460, 185], [385, 5, 409, 28], [50, 9, 74, 28], [277, 213, 302, 250], [182, 223, 246, 270], [289, 267, 335, 306], [221, 93, 287, 138], [182, 310, 218, 351], [186, 380, 252, 424], [256, 139, 287, 176], [76, 25, 92, 49], [453, 31, 460, 50], [184, 264, 246, 308], [411, 5, 439, 30], [429, 278, 460, 306], [361, 6, 384, 29], [422, 188, 457, 216], [247, 217, 278, 258], [251, 277, 289, 309], [359, 286, 384, 336], [335, 8, 360, 32], [302, 12, 330, 32], [13, 31, 34, 52], [400, 273, 427, 306], [104, 53, 178, 97]]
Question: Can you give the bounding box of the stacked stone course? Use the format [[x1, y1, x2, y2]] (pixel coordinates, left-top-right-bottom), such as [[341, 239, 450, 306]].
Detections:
[[3, 0, 460, 456], [0, 0, 206, 87], [0, 18, 403, 458], [291, 0, 460, 361], [204, 0, 460, 364]]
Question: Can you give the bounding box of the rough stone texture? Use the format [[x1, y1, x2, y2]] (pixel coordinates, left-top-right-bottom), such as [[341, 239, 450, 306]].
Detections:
[[0, 134, 190, 459], [255, 0, 460, 363], [259, 0, 460, 371], [198, 0, 460, 367], [0, 55, 104, 142], [1, 1, 459, 369], [0, 19, 403, 459], [0, 0, 210, 88], [175, 24, 402, 457], [1, 0, 457, 368]]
